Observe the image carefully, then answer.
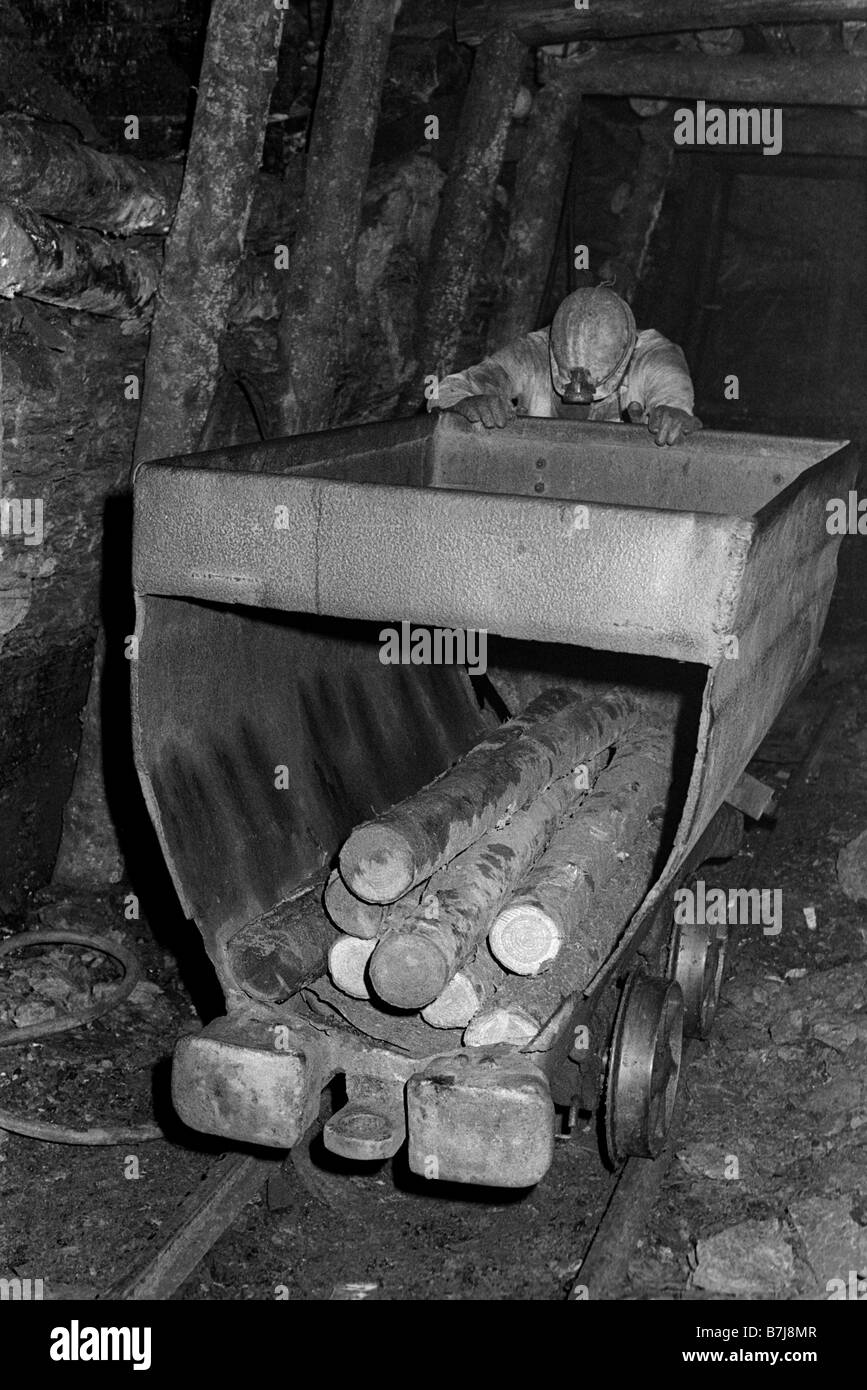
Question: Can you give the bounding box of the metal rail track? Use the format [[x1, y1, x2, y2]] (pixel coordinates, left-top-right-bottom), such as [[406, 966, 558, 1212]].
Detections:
[[98, 1152, 283, 1301]]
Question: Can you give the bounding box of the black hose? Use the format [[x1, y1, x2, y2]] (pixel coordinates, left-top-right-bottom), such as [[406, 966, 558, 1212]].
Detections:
[[0, 931, 163, 1144]]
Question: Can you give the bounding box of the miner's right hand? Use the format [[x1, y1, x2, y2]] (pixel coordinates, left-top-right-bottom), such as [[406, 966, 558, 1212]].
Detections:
[[449, 394, 516, 428]]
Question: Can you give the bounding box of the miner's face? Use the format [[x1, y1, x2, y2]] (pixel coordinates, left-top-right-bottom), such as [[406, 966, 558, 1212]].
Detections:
[[549, 340, 628, 404]]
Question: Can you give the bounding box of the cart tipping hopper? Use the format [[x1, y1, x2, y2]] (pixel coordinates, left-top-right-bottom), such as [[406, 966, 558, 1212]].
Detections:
[[131, 413, 855, 1187]]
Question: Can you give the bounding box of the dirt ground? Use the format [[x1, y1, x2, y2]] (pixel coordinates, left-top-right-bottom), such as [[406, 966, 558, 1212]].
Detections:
[[1, 529, 866, 1302]]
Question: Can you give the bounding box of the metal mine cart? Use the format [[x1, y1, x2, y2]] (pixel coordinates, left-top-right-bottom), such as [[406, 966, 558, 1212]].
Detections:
[[131, 413, 855, 1188]]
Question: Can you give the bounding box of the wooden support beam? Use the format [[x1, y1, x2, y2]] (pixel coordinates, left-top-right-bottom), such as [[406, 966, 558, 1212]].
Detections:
[[276, 0, 399, 435], [681, 170, 733, 379], [486, 77, 582, 351], [465, 745, 671, 1046], [406, 28, 524, 399], [555, 53, 867, 106], [0, 115, 181, 235], [421, 947, 504, 1028], [341, 688, 631, 904], [487, 730, 672, 978], [441, 1, 867, 48], [368, 768, 589, 1008], [635, 159, 719, 350], [686, 107, 867, 159], [134, 0, 285, 465], [0, 200, 160, 317], [602, 123, 674, 304], [395, 0, 457, 40], [328, 935, 376, 1000], [324, 869, 386, 939], [226, 890, 338, 1002], [689, 150, 867, 176]]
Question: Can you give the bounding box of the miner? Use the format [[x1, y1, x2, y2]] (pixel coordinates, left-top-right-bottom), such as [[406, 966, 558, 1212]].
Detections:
[[431, 285, 701, 446]]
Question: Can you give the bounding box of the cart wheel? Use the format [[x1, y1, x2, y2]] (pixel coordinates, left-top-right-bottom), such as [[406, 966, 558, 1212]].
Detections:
[[605, 972, 684, 1162], [669, 916, 729, 1040]]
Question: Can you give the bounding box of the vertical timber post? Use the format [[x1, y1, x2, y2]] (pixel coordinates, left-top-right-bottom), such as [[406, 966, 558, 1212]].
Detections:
[[486, 76, 582, 350], [276, 0, 400, 436], [407, 28, 525, 403], [134, 0, 285, 464], [601, 119, 676, 304]]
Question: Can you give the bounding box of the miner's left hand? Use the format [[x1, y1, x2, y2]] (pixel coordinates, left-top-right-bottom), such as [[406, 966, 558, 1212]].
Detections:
[[646, 405, 702, 446]]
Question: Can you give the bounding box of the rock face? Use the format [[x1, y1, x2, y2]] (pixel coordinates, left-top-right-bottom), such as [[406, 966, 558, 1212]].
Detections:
[[789, 1197, 867, 1297], [349, 154, 446, 419], [689, 1218, 795, 1295], [0, 305, 146, 903], [837, 826, 867, 902], [15, 0, 208, 156]]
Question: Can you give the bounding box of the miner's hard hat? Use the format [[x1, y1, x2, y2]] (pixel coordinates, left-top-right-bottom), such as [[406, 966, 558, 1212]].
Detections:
[[549, 287, 637, 403]]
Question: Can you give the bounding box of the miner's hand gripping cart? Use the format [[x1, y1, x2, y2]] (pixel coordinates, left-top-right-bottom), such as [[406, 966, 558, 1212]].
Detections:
[[131, 413, 854, 1188]]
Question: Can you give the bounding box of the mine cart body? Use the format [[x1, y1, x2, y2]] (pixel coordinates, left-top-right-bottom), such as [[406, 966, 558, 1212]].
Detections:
[[131, 414, 855, 1187]]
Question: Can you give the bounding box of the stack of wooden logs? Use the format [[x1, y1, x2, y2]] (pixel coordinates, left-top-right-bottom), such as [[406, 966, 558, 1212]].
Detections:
[[324, 686, 675, 1044]]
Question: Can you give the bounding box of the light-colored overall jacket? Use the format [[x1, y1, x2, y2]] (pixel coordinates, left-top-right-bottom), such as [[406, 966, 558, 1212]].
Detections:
[[432, 327, 694, 423]]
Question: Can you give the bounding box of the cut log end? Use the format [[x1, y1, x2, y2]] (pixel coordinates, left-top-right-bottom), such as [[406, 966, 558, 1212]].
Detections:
[[328, 935, 376, 1000], [488, 902, 564, 975], [369, 931, 450, 1009], [463, 1006, 539, 1048], [421, 971, 481, 1029], [323, 870, 383, 938], [339, 824, 415, 904]]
